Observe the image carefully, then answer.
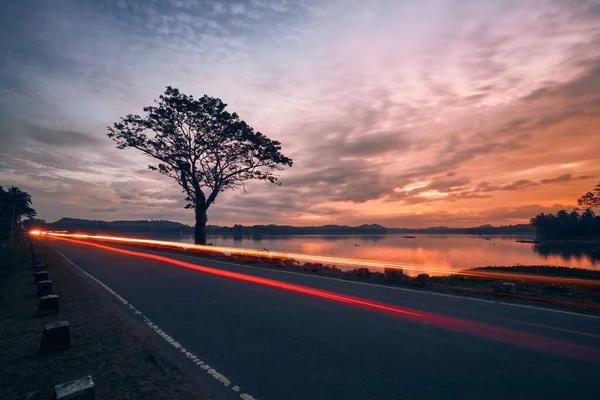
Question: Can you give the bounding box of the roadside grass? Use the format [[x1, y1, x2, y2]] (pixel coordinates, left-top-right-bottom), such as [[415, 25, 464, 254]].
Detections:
[[0, 238, 215, 400]]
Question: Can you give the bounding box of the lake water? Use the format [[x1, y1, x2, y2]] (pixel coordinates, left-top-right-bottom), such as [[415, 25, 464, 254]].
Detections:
[[163, 234, 600, 276]]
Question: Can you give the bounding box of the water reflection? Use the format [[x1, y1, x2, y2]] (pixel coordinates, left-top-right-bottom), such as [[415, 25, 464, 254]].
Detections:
[[533, 242, 600, 265]]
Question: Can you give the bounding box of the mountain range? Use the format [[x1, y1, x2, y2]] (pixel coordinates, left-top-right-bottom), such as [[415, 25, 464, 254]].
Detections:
[[45, 218, 535, 236]]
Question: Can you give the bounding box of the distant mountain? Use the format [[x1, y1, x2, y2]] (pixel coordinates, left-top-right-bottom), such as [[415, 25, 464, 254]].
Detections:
[[47, 218, 535, 236], [385, 223, 534, 235]]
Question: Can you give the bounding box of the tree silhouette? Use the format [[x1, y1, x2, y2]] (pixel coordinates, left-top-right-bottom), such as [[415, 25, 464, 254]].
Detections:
[[108, 86, 293, 244], [531, 182, 600, 239], [22, 218, 47, 230], [0, 185, 37, 244], [578, 182, 600, 208], [530, 208, 600, 239]]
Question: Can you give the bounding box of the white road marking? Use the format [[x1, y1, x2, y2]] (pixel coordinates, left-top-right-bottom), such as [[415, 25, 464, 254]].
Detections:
[[52, 247, 257, 399], [220, 377, 231, 387]]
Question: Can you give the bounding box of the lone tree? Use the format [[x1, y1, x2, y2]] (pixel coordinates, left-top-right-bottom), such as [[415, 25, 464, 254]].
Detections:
[[577, 182, 600, 209], [108, 86, 293, 244]]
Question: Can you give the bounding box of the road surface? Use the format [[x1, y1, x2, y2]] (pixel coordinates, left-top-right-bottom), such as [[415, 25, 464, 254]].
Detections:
[[45, 237, 600, 400]]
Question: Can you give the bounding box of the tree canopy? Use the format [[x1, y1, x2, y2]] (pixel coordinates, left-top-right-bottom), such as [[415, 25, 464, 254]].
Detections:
[[0, 185, 37, 244], [531, 208, 600, 239], [578, 182, 600, 209], [107, 86, 293, 244], [530, 182, 600, 239]]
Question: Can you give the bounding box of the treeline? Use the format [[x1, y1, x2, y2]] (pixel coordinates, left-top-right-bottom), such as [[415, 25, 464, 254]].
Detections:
[[530, 182, 600, 240], [206, 223, 389, 236], [48, 218, 194, 235], [0, 186, 37, 246], [530, 209, 600, 239], [205, 223, 535, 236], [423, 224, 534, 235], [44, 218, 536, 236]]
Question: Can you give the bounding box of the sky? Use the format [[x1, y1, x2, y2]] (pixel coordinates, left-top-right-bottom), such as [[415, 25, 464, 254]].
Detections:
[[1, 0, 600, 228]]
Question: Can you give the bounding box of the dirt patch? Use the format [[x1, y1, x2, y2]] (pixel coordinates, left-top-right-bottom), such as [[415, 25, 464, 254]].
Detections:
[[0, 237, 217, 400]]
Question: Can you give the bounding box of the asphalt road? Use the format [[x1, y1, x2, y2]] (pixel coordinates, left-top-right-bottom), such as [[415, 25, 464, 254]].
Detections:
[[45, 237, 600, 400]]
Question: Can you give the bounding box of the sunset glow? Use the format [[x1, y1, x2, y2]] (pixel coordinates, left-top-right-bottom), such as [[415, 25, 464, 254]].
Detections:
[[5, 4, 600, 397], [2, 0, 599, 227]]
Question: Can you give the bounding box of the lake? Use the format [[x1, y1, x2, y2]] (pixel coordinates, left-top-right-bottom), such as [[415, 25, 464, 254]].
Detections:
[[163, 234, 600, 276]]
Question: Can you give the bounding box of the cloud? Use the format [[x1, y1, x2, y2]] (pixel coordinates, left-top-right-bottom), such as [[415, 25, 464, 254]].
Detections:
[[20, 124, 101, 147], [477, 180, 538, 193], [2, 0, 600, 227], [282, 160, 395, 203], [485, 204, 569, 221], [476, 174, 595, 194], [424, 177, 471, 192], [319, 131, 409, 159], [539, 174, 594, 184], [89, 207, 119, 212], [525, 57, 600, 102]]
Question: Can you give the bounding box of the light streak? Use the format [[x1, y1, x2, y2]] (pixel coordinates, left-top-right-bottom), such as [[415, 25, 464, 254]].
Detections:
[[37, 231, 455, 274], [30, 230, 41, 235], [35, 231, 600, 287], [46, 235, 600, 362]]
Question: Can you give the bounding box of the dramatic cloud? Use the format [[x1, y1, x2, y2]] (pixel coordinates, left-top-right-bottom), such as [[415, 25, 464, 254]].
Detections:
[[1, 0, 600, 227]]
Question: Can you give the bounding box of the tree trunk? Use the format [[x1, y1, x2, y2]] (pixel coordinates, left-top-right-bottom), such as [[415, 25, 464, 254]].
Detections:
[[194, 207, 208, 245]]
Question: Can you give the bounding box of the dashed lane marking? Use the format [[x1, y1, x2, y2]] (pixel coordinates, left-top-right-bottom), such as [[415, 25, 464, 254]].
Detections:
[[52, 246, 258, 399]]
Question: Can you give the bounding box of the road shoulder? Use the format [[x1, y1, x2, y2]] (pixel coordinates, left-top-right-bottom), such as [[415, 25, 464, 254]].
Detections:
[[0, 240, 219, 400]]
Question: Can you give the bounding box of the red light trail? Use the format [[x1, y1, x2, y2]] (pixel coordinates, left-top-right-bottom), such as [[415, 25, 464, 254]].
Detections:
[[46, 235, 600, 362]]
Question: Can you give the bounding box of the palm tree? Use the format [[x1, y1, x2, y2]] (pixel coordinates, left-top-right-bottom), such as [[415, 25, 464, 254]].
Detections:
[[0, 186, 37, 245]]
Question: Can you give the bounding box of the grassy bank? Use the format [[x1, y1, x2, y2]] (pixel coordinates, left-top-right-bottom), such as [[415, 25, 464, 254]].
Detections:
[[469, 265, 600, 279], [429, 266, 600, 311], [0, 238, 215, 400]]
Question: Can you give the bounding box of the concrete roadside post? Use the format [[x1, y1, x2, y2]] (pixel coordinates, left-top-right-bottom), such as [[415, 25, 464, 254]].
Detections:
[[38, 295, 60, 315], [52, 376, 95, 400], [34, 271, 48, 283], [502, 282, 517, 295], [36, 280, 53, 297], [32, 263, 46, 275], [40, 320, 70, 354]]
